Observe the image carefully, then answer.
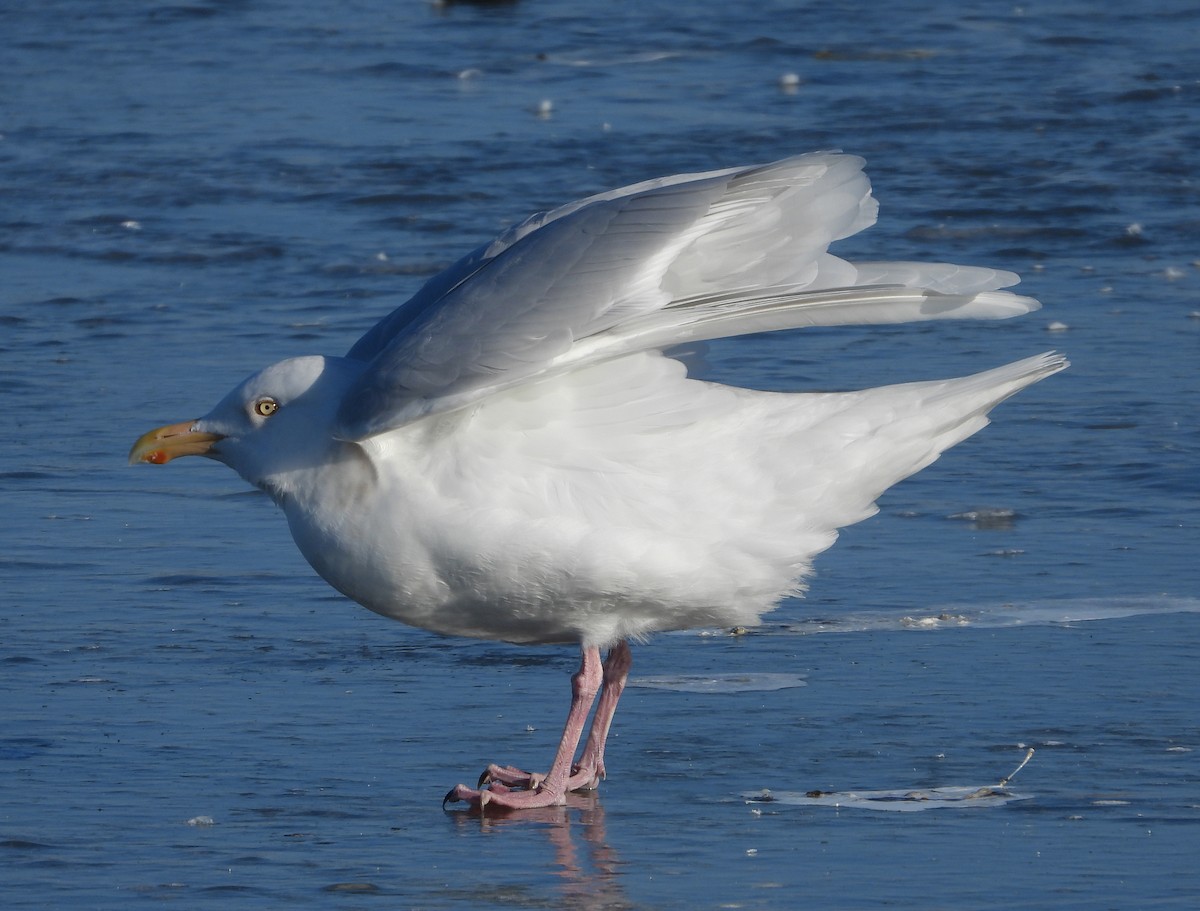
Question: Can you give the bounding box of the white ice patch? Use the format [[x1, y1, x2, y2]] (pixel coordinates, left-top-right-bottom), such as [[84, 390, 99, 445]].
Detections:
[[628, 672, 807, 693], [746, 748, 1037, 812], [745, 785, 1031, 812], [785, 596, 1200, 635]]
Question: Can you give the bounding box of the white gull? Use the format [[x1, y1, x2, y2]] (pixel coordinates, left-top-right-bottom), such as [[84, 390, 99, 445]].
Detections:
[[130, 152, 1066, 811]]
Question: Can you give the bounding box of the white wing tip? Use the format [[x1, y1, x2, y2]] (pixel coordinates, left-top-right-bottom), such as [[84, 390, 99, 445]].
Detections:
[[944, 290, 1042, 320]]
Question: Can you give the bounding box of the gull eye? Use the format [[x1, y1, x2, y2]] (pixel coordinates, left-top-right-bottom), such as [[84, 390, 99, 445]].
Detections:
[[252, 398, 279, 418]]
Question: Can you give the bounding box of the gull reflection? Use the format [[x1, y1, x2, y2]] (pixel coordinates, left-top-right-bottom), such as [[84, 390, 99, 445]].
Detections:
[[447, 793, 630, 910]]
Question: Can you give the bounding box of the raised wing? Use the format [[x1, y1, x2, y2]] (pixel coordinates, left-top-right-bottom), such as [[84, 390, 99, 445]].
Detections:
[[343, 163, 745, 366], [335, 153, 1035, 440], [337, 162, 758, 438]]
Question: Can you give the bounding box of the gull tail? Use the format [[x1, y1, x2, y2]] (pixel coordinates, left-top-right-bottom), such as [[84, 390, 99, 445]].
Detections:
[[791, 351, 1069, 538]]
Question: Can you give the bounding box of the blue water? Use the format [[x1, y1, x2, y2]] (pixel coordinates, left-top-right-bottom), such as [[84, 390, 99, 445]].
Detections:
[[2, 1, 1198, 908]]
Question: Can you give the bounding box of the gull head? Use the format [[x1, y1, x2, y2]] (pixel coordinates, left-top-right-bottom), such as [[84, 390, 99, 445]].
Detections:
[[130, 355, 363, 499]]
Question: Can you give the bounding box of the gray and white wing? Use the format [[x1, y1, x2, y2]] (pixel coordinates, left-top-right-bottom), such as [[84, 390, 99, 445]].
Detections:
[[335, 153, 1037, 440], [336, 163, 749, 439]]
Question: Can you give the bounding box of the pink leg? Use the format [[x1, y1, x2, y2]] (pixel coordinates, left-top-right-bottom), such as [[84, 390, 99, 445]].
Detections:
[[469, 641, 633, 796], [444, 645, 603, 811], [568, 640, 632, 791]]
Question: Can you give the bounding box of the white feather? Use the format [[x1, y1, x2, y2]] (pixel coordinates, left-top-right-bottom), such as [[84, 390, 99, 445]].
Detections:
[[215, 350, 1066, 647]]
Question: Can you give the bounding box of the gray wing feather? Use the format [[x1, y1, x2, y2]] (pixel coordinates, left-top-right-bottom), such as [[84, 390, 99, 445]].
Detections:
[[335, 154, 1038, 440], [337, 171, 738, 438]]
